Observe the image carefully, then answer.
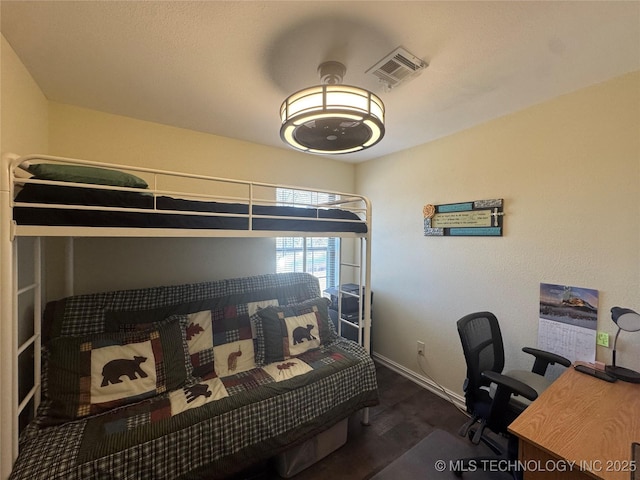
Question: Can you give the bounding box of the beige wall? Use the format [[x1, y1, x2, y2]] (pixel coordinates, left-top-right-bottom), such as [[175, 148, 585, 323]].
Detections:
[[47, 103, 357, 293], [0, 35, 48, 155], [48, 102, 355, 188], [357, 71, 640, 395]]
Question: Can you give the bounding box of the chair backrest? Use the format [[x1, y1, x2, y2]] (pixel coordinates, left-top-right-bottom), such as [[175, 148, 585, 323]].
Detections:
[[456, 312, 505, 408]]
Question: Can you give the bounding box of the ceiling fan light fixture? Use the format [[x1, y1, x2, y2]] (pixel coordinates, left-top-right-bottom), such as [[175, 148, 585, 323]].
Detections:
[[280, 62, 385, 154]]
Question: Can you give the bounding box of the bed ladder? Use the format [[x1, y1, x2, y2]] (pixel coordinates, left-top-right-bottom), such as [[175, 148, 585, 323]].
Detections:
[[337, 236, 372, 425], [4, 238, 43, 477], [336, 237, 371, 350]]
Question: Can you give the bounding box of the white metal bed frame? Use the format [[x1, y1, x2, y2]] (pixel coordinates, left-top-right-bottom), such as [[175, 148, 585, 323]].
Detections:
[[0, 152, 372, 480]]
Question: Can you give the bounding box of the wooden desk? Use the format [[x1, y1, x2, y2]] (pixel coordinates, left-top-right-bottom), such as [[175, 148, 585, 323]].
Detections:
[[509, 367, 640, 480]]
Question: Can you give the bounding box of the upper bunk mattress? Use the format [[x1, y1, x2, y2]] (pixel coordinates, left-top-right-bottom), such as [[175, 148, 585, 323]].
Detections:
[[13, 184, 367, 233]]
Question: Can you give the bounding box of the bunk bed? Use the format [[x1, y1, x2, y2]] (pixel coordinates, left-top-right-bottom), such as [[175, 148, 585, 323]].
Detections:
[[0, 153, 374, 480]]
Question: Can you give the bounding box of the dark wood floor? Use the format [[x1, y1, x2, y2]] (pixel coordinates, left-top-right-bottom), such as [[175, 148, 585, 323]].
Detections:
[[263, 362, 469, 480]]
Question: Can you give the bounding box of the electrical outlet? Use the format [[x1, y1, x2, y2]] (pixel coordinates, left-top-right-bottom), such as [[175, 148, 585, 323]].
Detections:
[[417, 341, 425, 356], [596, 331, 610, 348]]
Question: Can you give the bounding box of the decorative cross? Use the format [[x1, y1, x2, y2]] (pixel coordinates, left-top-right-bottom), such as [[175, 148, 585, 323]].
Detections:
[[490, 208, 504, 227]]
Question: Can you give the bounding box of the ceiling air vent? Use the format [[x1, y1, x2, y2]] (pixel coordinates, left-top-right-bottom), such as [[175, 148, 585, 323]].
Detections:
[[366, 47, 427, 91]]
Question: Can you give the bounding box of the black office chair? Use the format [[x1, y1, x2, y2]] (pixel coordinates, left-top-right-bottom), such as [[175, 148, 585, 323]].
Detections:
[[454, 311, 571, 477]]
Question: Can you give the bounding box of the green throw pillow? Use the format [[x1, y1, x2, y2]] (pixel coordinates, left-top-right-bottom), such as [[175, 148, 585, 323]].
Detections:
[[28, 163, 148, 188]]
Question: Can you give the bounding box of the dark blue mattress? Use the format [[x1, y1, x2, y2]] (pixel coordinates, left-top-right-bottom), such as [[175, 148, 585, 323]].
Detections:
[[14, 184, 367, 233]]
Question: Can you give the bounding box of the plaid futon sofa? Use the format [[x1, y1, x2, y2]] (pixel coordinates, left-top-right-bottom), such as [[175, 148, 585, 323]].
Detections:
[[10, 272, 379, 480]]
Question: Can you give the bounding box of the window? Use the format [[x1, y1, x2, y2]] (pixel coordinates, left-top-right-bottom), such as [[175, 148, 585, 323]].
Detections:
[[275, 189, 339, 291]]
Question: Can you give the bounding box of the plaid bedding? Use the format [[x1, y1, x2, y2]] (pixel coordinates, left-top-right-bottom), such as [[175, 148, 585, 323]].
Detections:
[[11, 273, 379, 480], [46, 272, 322, 339]]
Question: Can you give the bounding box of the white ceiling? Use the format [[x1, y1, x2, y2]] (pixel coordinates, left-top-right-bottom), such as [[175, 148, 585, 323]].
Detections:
[[2, 1, 639, 163]]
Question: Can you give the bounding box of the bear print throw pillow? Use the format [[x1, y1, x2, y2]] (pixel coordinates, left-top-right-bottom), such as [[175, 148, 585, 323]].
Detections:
[[46, 319, 189, 423], [257, 297, 333, 364]]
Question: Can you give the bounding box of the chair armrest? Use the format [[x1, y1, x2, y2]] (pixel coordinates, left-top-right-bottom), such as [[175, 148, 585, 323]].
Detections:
[[481, 370, 538, 432], [522, 347, 571, 375], [482, 370, 538, 402]]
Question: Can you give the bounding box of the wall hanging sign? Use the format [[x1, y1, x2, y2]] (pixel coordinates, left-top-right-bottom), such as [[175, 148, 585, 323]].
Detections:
[[423, 198, 504, 236]]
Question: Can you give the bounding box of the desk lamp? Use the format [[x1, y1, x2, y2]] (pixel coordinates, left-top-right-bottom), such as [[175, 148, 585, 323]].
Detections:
[[605, 307, 640, 383]]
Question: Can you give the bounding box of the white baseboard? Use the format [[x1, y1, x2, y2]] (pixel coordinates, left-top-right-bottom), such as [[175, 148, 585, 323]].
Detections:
[[372, 352, 467, 411]]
